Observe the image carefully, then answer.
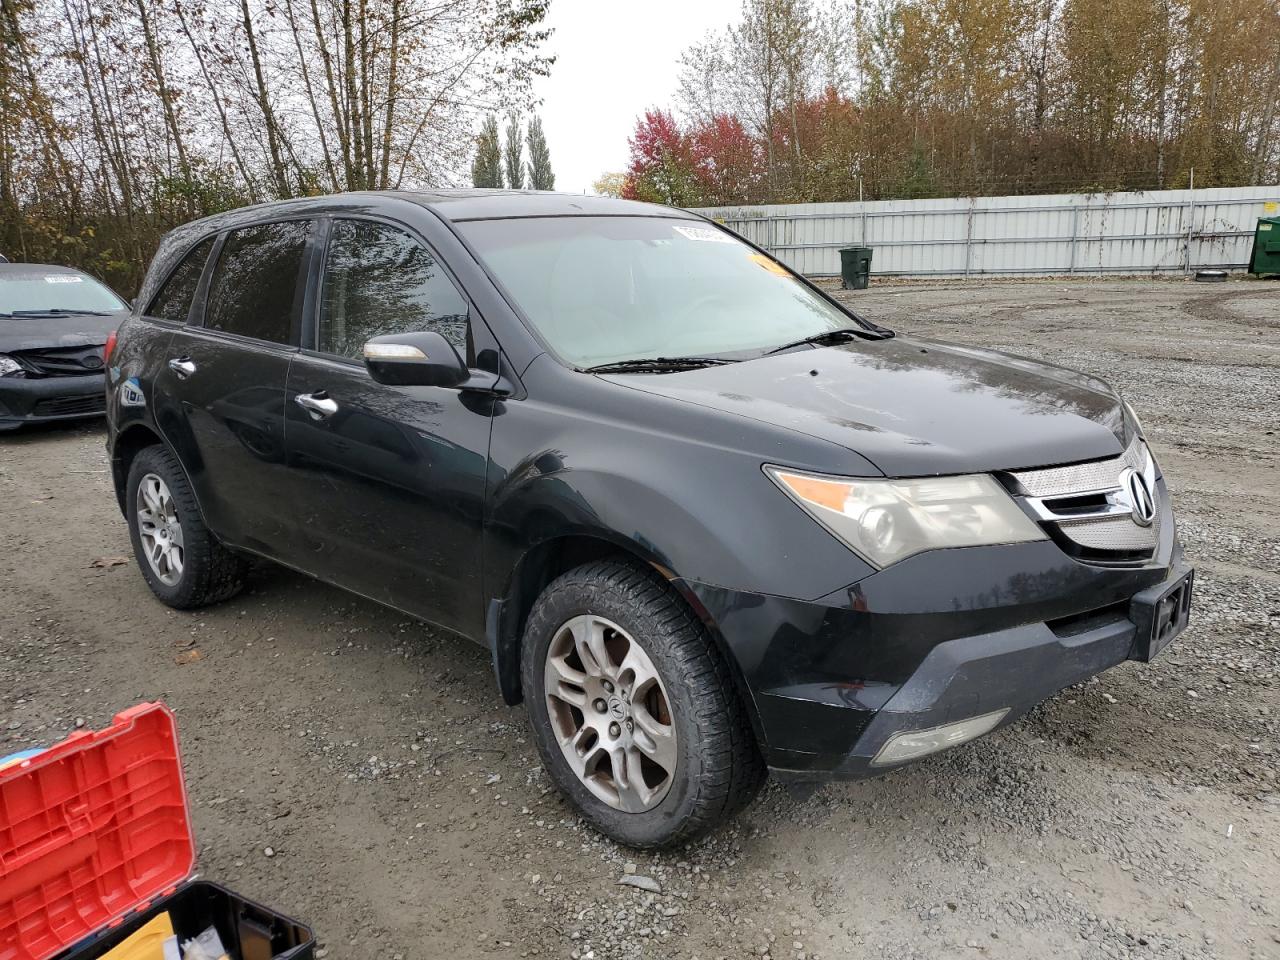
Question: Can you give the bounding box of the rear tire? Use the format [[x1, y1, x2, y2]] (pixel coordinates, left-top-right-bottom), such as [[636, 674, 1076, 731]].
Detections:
[[521, 560, 765, 848], [125, 444, 247, 609]]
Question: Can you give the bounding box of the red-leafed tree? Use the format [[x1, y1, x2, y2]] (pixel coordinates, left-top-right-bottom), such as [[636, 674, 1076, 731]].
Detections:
[[622, 109, 701, 206], [688, 114, 764, 205]]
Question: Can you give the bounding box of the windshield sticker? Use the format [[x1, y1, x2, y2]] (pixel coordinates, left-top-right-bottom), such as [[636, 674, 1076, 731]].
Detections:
[[43, 275, 84, 283], [747, 253, 791, 277], [672, 224, 734, 244], [120, 377, 146, 407]]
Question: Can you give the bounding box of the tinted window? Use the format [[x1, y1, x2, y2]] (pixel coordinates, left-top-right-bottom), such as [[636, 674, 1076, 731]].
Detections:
[[147, 236, 214, 322], [205, 221, 310, 344], [318, 219, 468, 360]]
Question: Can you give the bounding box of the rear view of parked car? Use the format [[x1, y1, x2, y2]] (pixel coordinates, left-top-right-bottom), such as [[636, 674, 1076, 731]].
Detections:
[[0, 263, 128, 430], [106, 191, 1193, 848]]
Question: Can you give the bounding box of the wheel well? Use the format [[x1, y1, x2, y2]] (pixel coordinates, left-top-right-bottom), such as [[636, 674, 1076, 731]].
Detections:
[[489, 534, 765, 753], [491, 535, 651, 705], [110, 424, 163, 515]]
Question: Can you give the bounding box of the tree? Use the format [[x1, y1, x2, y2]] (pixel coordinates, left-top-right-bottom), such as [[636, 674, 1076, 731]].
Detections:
[[689, 114, 763, 204], [622, 109, 701, 206], [0, 0, 553, 294], [472, 114, 503, 188], [592, 172, 627, 197], [526, 114, 555, 190], [504, 114, 524, 189], [677, 0, 848, 201], [660, 0, 1280, 203]]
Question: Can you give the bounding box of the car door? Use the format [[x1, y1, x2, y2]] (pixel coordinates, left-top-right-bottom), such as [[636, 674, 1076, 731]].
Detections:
[[283, 215, 494, 635], [157, 218, 315, 562]]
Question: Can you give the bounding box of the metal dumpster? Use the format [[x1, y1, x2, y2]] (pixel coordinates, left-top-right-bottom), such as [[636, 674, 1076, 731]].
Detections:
[[1248, 216, 1280, 276]]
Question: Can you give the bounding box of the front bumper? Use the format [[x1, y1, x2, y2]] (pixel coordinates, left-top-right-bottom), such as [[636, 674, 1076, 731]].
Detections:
[[0, 373, 106, 429], [684, 497, 1188, 780], [784, 563, 1190, 780]]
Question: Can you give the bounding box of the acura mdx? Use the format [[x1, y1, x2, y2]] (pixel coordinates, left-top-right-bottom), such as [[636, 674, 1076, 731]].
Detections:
[[106, 191, 1193, 847]]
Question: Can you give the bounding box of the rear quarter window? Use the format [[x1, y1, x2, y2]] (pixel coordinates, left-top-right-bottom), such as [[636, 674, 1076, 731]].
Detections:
[[145, 236, 215, 323]]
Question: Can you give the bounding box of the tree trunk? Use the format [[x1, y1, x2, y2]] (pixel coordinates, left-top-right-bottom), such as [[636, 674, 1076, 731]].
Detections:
[[133, 0, 195, 214], [378, 0, 401, 189], [282, 0, 339, 190], [240, 0, 291, 196], [174, 0, 259, 200]]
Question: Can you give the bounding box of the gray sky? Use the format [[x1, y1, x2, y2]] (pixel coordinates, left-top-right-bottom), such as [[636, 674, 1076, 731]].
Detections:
[[530, 0, 742, 194]]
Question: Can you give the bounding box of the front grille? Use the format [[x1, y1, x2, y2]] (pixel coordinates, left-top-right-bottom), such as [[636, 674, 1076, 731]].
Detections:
[[1056, 514, 1158, 552], [1013, 440, 1146, 498], [13, 345, 105, 377], [1008, 439, 1159, 562], [32, 394, 105, 417]]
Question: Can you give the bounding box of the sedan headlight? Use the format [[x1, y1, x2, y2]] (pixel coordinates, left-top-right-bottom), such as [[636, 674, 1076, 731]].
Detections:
[[0, 355, 25, 378], [766, 467, 1046, 568]]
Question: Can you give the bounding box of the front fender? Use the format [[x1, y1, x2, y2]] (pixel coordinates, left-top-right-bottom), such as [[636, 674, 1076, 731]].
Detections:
[[485, 448, 874, 607]]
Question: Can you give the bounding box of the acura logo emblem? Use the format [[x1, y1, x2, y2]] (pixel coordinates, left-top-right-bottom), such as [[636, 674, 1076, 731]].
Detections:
[[1120, 468, 1156, 527]]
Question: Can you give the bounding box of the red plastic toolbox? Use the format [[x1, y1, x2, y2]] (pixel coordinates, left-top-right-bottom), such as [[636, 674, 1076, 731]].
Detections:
[[0, 703, 314, 960]]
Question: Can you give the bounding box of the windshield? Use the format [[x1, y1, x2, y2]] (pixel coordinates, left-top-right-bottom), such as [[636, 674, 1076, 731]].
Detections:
[[456, 216, 862, 367], [0, 270, 126, 314]]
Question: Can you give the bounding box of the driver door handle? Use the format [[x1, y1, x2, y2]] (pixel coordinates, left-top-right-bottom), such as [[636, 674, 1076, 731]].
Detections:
[[167, 357, 196, 379], [294, 391, 339, 419]]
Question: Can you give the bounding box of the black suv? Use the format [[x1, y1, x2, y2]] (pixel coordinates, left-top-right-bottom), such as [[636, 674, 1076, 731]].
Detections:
[[106, 191, 1193, 847]]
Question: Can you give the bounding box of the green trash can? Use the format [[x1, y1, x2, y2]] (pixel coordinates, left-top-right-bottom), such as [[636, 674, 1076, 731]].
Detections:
[[1248, 216, 1280, 276], [839, 246, 873, 290]]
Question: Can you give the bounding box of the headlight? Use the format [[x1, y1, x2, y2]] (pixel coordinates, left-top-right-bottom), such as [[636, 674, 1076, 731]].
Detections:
[[0, 355, 25, 378], [766, 467, 1046, 568], [1122, 399, 1145, 439]]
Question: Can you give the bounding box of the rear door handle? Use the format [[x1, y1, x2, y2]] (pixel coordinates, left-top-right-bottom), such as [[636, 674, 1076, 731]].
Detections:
[[167, 357, 196, 379], [294, 391, 339, 419]]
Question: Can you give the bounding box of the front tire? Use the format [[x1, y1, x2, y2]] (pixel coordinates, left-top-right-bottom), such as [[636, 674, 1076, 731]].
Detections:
[[125, 444, 247, 609], [521, 560, 765, 848]]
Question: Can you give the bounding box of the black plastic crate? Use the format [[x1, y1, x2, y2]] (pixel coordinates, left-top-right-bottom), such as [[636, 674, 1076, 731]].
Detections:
[[59, 881, 313, 960]]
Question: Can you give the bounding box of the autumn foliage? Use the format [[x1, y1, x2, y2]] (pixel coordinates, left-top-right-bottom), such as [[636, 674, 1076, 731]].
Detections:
[[0, 0, 552, 294], [618, 0, 1280, 207]]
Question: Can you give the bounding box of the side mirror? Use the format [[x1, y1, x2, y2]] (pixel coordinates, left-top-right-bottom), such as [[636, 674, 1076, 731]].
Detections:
[[363, 331, 468, 387]]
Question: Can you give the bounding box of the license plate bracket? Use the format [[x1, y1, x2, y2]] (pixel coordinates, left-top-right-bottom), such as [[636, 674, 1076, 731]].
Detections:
[[1129, 566, 1194, 662]]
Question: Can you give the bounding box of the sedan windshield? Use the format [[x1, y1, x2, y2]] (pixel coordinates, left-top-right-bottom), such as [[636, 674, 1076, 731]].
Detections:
[[0, 270, 126, 315], [457, 216, 863, 368]]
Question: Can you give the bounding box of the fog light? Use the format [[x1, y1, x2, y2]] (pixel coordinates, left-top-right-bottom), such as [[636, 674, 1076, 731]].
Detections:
[[871, 709, 1010, 766]]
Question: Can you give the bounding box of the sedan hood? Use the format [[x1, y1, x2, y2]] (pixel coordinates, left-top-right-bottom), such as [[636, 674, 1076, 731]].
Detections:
[[0, 311, 125, 351], [604, 337, 1128, 476]]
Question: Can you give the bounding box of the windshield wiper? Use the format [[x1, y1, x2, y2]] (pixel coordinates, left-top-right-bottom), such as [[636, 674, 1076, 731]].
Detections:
[[585, 356, 738, 374], [766, 324, 894, 355], [8, 309, 112, 317]]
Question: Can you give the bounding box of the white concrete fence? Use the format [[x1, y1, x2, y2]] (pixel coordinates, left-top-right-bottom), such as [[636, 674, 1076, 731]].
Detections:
[[694, 185, 1280, 278]]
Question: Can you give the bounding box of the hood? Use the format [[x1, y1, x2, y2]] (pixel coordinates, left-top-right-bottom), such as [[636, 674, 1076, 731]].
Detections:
[[0, 311, 125, 351], [603, 337, 1128, 476]]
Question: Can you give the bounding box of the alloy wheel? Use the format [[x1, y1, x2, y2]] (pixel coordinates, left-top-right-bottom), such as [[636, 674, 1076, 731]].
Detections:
[[543, 614, 678, 812], [135, 472, 184, 586]]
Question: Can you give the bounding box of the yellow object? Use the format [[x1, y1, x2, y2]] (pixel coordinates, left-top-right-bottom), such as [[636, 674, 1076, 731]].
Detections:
[[1265, 201, 1278, 213], [100, 912, 175, 960], [747, 253, 791, 277]]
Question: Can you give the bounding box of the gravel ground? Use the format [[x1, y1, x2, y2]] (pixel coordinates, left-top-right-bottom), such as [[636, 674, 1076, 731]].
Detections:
[[2, 278, 1278, 960]]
